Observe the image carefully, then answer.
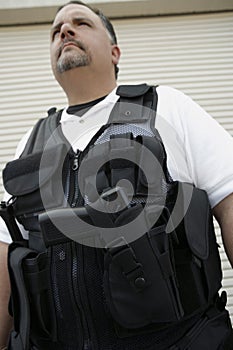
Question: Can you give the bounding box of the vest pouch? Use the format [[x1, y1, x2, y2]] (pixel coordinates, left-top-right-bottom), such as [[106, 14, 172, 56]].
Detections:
[[8, 242, 57, 350], [22, 250, 57, 345], [184, 187, 222, 299], [8, 242, 34, 350], [3, 144, 67, 229], [103, 204, 184, 330], [174, 185, 222, 315]]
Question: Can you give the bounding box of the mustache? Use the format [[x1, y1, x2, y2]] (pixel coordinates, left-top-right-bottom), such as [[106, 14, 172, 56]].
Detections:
[[57, 39, 87, 58]]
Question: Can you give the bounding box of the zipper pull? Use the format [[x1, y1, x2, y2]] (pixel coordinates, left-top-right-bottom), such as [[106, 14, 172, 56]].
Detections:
[[72, 152, 79, 171]]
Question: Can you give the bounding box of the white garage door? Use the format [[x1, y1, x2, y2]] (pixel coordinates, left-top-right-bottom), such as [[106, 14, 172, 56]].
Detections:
[[0, 11, 233, 321]]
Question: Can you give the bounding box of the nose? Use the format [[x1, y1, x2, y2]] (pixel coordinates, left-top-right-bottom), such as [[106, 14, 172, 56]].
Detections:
[[60, 22, 75, 40]]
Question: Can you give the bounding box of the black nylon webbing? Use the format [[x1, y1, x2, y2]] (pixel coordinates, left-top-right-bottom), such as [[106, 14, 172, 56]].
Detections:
[[108, 84, 157, 124], [20, 110, 63, 157]]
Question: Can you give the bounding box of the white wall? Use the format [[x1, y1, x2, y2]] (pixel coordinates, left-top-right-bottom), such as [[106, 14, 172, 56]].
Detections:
[[1, 0, 233, 25]]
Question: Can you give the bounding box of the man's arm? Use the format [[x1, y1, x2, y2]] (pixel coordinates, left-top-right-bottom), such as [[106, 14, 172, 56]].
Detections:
[[213, 192, 233, 268], [0, 242, 13, 348]]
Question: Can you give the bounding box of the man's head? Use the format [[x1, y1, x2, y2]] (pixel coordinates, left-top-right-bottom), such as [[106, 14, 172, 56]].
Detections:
[[50, 1, 120, 83], [57, 1, 118, 55]]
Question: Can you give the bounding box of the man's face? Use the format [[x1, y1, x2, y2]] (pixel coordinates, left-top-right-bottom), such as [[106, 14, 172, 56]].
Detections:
[[50, 4, 119, 79]]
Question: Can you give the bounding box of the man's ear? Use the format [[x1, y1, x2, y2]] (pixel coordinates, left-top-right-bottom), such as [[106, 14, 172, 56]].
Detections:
[[111, 45, 121, 65]]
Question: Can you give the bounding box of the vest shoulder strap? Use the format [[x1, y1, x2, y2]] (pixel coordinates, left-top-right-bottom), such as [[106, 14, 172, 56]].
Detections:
[[20, 109, 63, 157], [116, 84, 151, 98], [108, 84, 158, 125]]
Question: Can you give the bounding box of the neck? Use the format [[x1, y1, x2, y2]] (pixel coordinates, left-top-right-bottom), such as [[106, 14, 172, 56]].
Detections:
[[58, 68, 117, 105]]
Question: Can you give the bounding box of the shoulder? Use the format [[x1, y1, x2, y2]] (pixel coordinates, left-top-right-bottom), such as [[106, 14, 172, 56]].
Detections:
[[156, 85, 189, 100], [155, 85, 215, 128], [155, 85, 196, 124], [156, 85, 191, 111]]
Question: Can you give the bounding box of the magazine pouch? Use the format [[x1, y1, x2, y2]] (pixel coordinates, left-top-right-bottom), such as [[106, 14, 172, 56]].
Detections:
[[8, 242, 57, 350]]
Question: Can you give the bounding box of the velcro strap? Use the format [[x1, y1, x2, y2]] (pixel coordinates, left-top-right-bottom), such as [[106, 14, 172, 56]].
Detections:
[[116, 84, 151, 98], [108, 244, 147, 292]]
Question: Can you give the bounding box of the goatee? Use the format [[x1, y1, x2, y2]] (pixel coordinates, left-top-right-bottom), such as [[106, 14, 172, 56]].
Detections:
[[56, 40, 91, 73]]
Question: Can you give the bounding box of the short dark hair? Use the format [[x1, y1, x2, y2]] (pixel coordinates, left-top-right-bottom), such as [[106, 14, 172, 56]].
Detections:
[[57, 1, 119, 79]]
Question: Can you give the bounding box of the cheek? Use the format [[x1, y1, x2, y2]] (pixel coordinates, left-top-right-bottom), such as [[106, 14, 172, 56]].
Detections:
[[91, 32, 112, 52], [93, 40, 112, 61], [50, 45, 57, 63], [50, 49, 57, 73]]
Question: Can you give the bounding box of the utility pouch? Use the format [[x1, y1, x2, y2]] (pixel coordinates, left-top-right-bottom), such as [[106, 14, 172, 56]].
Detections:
[[103, 203, 184, 330], [3, 144, 67, 231], [102, 184, 222, 333], [8, 242, 57, 350], [8, 242, 33, 350], [22, 251, 57, 344], [174, 184, 222, 316]]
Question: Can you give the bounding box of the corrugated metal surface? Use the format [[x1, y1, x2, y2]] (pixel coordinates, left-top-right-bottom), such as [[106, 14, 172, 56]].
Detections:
[[0, 11, 233, 321], [114, 12, 233, 324]]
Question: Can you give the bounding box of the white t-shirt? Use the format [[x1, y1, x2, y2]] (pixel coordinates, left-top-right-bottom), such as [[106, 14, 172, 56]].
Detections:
[[1, 85, 233, 243]]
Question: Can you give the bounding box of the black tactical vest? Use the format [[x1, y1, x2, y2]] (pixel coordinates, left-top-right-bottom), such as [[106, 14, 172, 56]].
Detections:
[[2, 84, 223, 350]]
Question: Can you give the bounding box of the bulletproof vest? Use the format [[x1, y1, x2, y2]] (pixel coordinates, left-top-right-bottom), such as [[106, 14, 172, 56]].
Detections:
[[2, 84, 223, 350]]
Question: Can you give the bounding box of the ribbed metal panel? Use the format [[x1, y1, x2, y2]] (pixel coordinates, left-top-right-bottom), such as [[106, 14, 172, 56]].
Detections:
[[114, 13, 233, 322], [0, 11, 233, 322]]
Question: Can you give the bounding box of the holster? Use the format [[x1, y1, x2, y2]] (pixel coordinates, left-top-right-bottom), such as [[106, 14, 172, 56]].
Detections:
[[98, 184, 222, 334]]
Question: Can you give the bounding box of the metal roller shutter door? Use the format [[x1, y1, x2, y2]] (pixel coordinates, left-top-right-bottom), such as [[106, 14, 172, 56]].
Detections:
[[0, 11, 233, 321]]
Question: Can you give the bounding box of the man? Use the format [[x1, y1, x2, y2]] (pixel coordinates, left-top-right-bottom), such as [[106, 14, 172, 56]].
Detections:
[[0, 1, 233, 349]]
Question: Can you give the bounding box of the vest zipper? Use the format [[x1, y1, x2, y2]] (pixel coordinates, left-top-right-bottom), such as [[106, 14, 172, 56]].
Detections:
[[67, 150, 81, 207], [72, 151, 79, 171], [69, 152, 97, 350], [73, 151, 81, 207]]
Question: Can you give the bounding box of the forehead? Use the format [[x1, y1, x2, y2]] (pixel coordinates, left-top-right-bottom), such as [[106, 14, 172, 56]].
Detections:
[[53, 4, 101, 26]]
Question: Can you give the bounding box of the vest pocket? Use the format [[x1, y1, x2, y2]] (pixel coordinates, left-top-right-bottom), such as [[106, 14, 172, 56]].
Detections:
[[172, 185, 222, 317], [22, 251, 57, 342], [3, 144, 67, 219], [8, 242, 57, 349], [103, 205, 184, 330], [179, 186, 222, 310]]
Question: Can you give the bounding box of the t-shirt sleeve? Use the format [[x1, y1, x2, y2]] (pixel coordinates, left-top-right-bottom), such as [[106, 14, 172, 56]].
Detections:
[[181, 93, 233, 207]]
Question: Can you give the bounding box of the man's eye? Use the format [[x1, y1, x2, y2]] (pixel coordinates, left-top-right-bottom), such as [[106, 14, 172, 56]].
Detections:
[[79, 22, 89, 26]]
